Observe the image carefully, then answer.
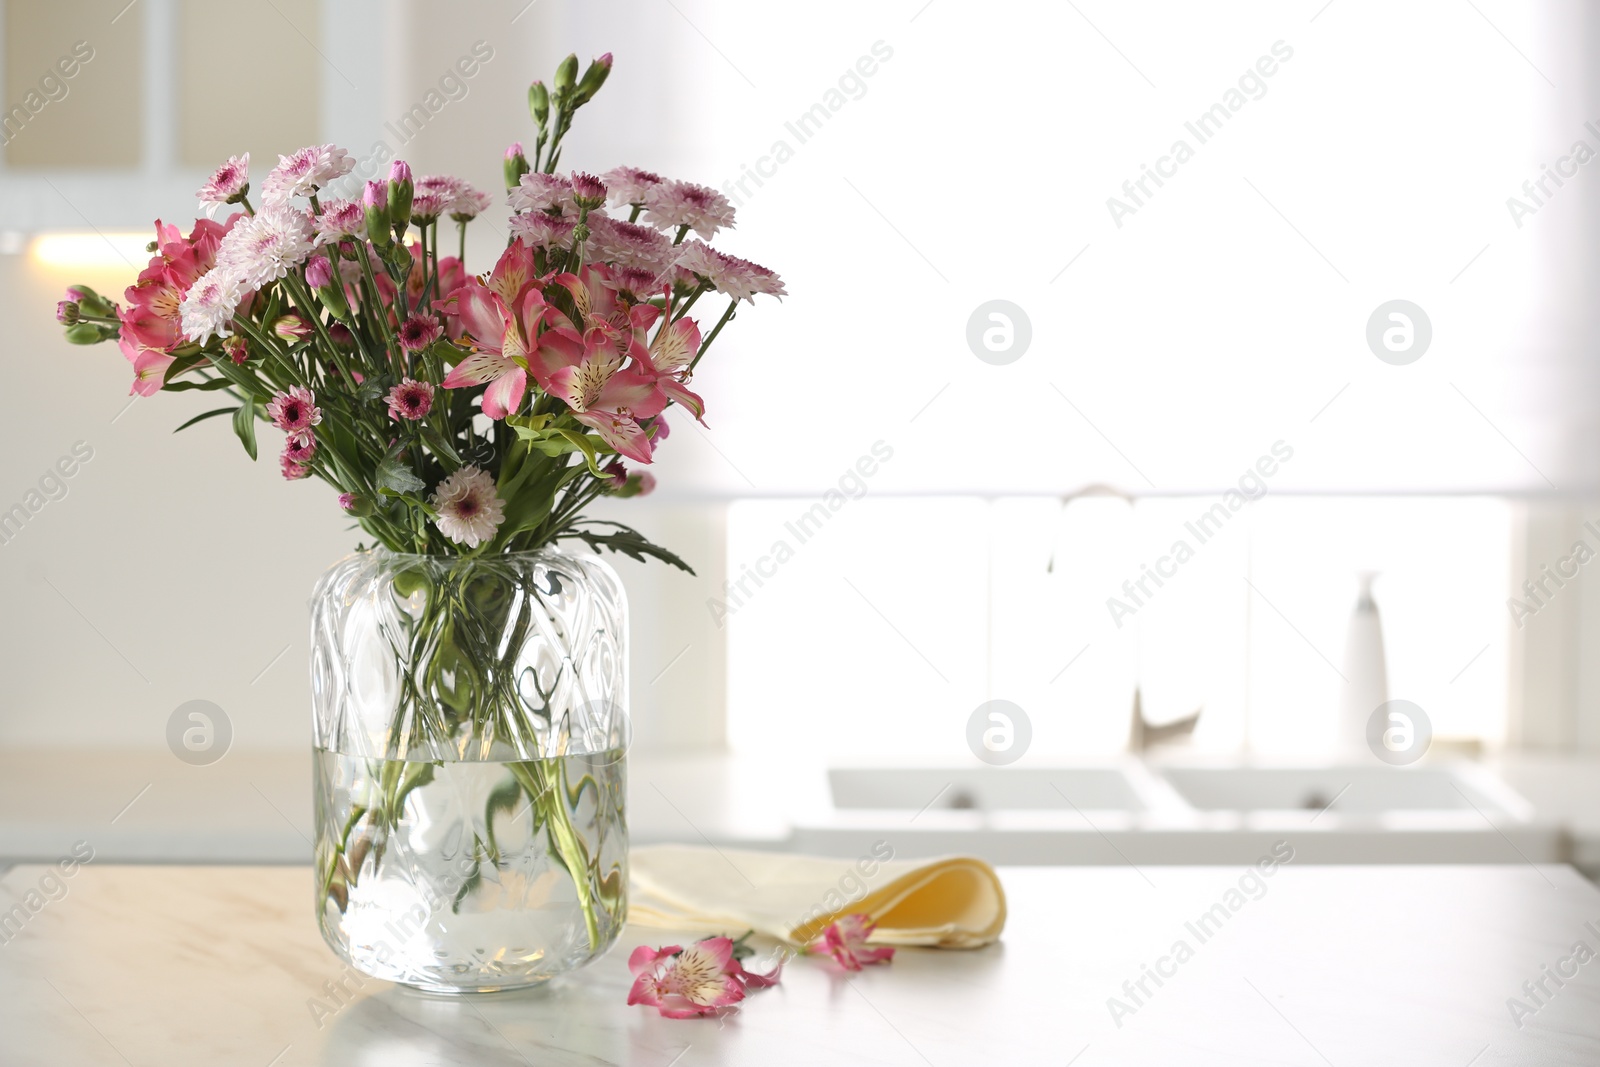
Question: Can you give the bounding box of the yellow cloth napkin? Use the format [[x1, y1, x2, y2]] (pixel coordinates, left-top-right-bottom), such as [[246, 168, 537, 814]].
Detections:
[[627, 844, 1006, 949]]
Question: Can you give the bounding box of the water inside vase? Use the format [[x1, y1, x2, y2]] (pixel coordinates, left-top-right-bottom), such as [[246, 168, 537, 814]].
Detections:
[[313, 747, 627, 992]]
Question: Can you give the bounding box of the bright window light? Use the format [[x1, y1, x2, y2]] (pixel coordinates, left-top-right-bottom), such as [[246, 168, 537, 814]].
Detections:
[[30, 232, 151, 270]]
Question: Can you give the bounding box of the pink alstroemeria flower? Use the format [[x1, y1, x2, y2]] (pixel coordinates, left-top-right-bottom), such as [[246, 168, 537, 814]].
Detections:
[[435, 240, 554, 419], [810, 914, 895, 971], [535, 326, 667, 464], [118, 214, 241, 395], [626, 936, 783, 1019]]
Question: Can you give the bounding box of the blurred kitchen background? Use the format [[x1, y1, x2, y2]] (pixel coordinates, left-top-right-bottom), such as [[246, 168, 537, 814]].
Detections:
[[3, 0, 1600, 873]]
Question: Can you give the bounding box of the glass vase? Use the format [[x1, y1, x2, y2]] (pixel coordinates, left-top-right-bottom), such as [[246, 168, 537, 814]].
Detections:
[[308, 548, 629, 993]]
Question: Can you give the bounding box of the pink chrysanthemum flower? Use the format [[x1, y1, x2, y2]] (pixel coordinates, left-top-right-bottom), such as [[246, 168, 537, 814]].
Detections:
[[810, 914, 895, 971], [626, 936, 783, 1019], [643, 179, 736, 238], [283, 431, 317, 463], [397, 316, 443, 352], [314, 199, 366, 246], [429, 465, 505, 548], [508, 172, 576, 215], [279, 453, 311, 480], [670, 240, 785, 303], [386, 378, 435, 421], [260, 144, 355, 206], [196, 153, 250, 215], [507, 211, 575, 249], [588, 216, 675, 275], [601, 165, 664, 207], [266, 386, 322, 435]]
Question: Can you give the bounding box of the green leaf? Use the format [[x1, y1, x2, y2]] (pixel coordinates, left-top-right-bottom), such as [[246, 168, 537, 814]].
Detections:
[[172, 407, 234, 433], [377, 456, 426, 495], [162, 354, 204, 383], [526, 428, 609, 478], [164, 377, 236, 392], [232, 400, 258, 461], [558, 520, 695, 574], [421, 426, 462, 466]]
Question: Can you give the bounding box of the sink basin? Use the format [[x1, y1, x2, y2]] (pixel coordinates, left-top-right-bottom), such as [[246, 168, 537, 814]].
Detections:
[[1158, 765, 1525, 818], [828, 766, 1147, 812]]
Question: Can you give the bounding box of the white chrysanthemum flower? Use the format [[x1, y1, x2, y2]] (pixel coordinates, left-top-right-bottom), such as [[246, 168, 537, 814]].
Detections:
[[179, 268, 246, 342], [314, 199, 366, 246], [430, 465, 505, 548], [642, 179, 736, 239], [216, 205, 315, 291], [196, 153, 249, 215], [260, 144, 355, 206]]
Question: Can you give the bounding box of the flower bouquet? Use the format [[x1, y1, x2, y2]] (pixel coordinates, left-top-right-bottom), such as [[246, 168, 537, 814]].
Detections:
[[53, 52, 783, 991]]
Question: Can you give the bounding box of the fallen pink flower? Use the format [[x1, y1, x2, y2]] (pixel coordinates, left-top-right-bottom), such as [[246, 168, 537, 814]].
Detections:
[[811, 914, 895, 971], [627, 935, 782, 1019]]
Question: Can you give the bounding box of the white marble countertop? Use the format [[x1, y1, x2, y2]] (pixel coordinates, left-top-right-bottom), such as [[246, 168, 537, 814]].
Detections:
[[3, 862, 1599, 1065]]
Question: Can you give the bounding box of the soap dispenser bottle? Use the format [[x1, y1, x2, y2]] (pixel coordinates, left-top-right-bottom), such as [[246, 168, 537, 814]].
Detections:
[[1339, 571, 1388, 755]]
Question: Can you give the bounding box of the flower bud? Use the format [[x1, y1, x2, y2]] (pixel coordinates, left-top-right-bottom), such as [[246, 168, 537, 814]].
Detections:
[[63, 322, 108, 344], [621, 470, 656, 498], [571, 172, 607, 210], [363, 180, 392, 247], [338, 491, 375, 517], [66, 284, 115, 318], [272, 314, 312, 341], [223, 335, 249, 365], [554, 54, 579, 96], [528, 81, 549, 127], [388, 159, 414, 233], [56, 300, 80, 325], [573, 53, 613, 105], [504, 142, 531, 191], [304, 254, 333, 289]]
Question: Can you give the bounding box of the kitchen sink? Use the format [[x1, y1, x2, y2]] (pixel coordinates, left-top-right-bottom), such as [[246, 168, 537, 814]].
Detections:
[[1156, 765, 1528, 818], [827, 765, 1153, 812]]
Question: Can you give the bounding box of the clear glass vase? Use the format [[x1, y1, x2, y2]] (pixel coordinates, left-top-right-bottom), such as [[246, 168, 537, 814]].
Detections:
[[308, 548, 629, 993]]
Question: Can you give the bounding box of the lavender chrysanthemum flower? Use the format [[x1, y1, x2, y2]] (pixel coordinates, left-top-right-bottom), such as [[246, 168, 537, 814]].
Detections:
[[408, 190, 450, 224], [508, 172, 576, 215], [588, 215, 675, 275], [507, 211, 575, 250], [642, 179, 736, 239], [670, 240, 785, 303], [601, 165, 664, 207]]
